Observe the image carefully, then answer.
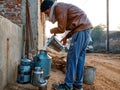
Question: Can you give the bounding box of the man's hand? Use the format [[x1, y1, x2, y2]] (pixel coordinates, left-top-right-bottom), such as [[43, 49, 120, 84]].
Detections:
[[60, 37, 67, 45], [50, 28, 56, 34]]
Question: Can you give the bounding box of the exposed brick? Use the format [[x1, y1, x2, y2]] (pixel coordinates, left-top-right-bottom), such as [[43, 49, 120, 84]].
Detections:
[[14, 0, 21, 4], [15, 4, 21, 10], [5, 2, 15, 8], [0, 10, 5, 15], [0, 1, 5, 5], [0, 0, 22, 25]]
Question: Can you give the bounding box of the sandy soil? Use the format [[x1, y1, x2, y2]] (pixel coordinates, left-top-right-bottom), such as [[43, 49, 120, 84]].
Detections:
[[5, 53, 120, 90]]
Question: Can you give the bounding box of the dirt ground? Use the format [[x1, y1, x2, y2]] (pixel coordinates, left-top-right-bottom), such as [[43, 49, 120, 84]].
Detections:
[[5, 53, 120, 90]]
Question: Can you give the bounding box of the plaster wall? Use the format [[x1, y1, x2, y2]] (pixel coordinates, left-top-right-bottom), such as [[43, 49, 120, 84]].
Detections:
[[0, 15, 23, 90]]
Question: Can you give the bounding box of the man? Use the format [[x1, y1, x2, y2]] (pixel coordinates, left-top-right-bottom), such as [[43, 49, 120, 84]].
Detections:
[[41, 0, 92, 90]]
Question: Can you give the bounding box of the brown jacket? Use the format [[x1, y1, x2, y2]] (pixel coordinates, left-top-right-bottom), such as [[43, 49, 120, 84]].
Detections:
[[51, 2, 92, 38]]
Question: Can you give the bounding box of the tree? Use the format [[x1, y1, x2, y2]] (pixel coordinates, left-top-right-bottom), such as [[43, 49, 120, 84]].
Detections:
[[91, 24, 106, 42]]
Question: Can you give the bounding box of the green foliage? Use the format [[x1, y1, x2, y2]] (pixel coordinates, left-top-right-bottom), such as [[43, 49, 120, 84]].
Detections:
[[91, 24, 105, 42], [91, 24, 120, 53]]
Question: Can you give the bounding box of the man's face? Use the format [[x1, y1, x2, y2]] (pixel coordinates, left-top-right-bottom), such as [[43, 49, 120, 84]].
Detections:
[[44, 8, 50, 17]]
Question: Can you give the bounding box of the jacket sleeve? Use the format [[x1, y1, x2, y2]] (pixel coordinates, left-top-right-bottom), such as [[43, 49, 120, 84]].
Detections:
[[51, 5, 67, 34]]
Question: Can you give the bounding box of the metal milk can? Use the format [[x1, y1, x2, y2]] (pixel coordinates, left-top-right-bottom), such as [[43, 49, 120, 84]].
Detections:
[[32, 67, 43, 86], [17, 58, 31, 84], [33, 50, 51, 79], [32, 67, 47, 90], [46, 35, 65, 52]]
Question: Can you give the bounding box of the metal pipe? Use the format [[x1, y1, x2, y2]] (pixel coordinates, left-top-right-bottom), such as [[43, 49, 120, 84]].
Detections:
[[106, 0, 110, 53]]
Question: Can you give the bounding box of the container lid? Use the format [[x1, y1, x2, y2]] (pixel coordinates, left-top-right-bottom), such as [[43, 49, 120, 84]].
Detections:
[[38, 78, 47, 87], [21, 58, 31, 65], [21, 58, 31, 62]]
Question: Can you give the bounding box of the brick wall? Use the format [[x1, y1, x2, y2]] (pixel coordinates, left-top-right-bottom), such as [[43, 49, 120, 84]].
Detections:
[[0, 0, 22, 25]]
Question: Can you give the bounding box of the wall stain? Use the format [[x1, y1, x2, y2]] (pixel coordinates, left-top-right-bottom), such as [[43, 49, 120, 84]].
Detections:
[[6, 38, 9, 84]]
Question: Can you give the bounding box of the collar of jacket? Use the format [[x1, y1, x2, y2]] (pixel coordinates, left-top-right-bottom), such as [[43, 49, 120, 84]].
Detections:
[[49, 1, 57, 23]]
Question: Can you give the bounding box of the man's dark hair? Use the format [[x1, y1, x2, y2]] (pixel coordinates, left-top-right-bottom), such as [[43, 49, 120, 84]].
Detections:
[[41, 0, 54, 12]]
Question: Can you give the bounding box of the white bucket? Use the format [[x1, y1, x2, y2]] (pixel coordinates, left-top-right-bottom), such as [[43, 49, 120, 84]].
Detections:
[[83, 66, 96, 84]]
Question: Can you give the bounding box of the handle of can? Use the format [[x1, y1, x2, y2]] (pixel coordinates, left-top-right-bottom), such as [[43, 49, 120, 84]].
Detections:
[[54, 33, 56, 36]]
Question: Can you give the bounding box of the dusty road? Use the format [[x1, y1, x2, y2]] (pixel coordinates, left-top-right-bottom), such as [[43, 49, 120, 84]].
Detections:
[[84, 53, 120, 90], [5, 53, 120, 90]]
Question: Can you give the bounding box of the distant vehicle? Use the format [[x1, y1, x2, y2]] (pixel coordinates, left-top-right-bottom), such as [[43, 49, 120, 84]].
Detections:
[[86, 40, 94, 53]]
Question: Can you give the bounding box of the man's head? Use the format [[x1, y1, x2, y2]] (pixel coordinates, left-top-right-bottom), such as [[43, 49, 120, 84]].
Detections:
[[40, 0, 54, 16]]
